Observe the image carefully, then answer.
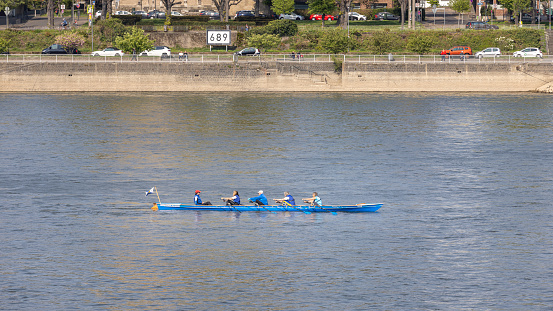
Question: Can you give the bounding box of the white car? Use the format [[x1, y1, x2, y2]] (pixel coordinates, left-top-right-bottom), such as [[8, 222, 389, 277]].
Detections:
[[513, 47, 543, 58], [348, 12, 366, 20], [91, 47, 124, 57], [171, 11, 184, 16], [114, 10, 132, 15], [279, 13, 304, 20], [475, 47, 501, 59], [140, 46, 171, 58], [95, 10, 102, 18]]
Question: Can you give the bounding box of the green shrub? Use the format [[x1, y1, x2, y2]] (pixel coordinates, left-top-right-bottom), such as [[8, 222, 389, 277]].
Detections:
[[249, 19, 299, 37], [407, 33, 435, 54], [318, 29, 355, 54], [246, 33, 281, 50], [0, 37, 9, 53], [94, 18, 127, 44], [367, 30, 402, 54], [112, 15, 142, 25]]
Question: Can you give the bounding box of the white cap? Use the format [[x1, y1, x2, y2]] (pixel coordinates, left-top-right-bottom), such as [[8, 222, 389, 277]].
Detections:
[[258, 190, 263, 194]]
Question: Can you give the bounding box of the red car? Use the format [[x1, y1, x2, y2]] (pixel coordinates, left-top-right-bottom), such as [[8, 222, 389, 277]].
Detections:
[[310, 14, 335, 21]]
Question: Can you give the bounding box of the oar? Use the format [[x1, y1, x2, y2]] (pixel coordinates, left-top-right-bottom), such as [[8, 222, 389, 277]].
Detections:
[[255, 202, 276, 214], [318, 206, 337, 215], [222, 198, 241, 213], [283, 201, 311, 214]]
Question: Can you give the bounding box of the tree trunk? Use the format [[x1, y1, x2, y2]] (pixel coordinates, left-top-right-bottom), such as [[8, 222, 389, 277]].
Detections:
[[102, 0, 107, 19], [225, 0, 229, 22], [47, 0, 54, 28]]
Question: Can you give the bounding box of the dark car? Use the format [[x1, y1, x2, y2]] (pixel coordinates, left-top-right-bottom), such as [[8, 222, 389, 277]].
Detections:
[[133, 10, 148, 18], [41, 44, 80, 54], [375, 12, 399, 20], [235, 47, 260, 56], [234, 10, 255, 19], [465, 21, 498, 29], [147, 10, 165, 19], [200, 10, 220, 19]]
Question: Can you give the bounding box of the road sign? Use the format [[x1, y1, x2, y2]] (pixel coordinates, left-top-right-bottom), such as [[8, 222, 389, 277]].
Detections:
[[206, 30, 231, 46], [4, 6, 9, 13], [432, 4, 437, 14]]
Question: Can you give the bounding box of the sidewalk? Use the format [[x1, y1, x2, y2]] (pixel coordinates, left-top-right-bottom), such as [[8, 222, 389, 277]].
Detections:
[[0, 13, 88, 30]]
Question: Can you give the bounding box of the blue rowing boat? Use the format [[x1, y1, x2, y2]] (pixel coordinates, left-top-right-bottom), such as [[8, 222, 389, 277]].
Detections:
[[152, 203, 382, 213]]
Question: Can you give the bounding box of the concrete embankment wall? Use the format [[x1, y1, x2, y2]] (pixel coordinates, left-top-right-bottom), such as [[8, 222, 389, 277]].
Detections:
[[2, 61, 553, 92]]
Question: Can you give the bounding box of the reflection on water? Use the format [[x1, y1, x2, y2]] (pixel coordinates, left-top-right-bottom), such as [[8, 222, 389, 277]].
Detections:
[[1, 93, 552, 309]]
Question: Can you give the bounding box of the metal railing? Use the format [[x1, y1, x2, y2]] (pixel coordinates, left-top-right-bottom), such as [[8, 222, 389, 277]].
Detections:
[[1, 53, 551, 64]]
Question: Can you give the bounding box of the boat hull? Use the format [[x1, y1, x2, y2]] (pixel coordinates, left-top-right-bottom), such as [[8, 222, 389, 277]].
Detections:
[[152, 203, 382, 213]]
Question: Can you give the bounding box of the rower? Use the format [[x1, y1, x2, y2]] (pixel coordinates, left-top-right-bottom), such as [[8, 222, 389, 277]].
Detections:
[[302, 192, 322, 207], [273, 191, 296, 205], [248, 190, 268, 206], [221, 191, 240, 206]]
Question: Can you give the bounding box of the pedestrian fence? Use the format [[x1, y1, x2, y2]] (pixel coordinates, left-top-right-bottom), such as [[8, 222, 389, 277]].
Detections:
[[1, 53, 551, 64]]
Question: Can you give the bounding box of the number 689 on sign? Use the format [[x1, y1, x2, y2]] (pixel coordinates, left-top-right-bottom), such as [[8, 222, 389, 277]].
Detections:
[[206, 30, 232, 45]]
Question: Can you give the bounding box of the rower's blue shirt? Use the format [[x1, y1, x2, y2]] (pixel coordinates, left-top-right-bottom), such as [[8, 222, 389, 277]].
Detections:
[[248, 193, 268, 205], [232, 195, 240, 205], [194, 194, 202, 205], [285, 195, 296, 205]]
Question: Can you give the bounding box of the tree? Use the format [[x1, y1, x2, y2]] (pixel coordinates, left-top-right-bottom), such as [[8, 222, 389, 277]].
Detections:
[[397, 0, 409, 29], [160, 0, 182, 21], [512, 0, 531, 23], [211, 0, 244, 22], [334, 0, 352, 29], [114, 27, 154, 53], [55, 31, 86, 50], [450, 0, 470, 27], [308, 0, 337, 27], [271, 0, 295, 15]]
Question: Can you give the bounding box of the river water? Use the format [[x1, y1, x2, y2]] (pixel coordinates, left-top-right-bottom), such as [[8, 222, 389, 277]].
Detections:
[[1, 93, 552, 310]]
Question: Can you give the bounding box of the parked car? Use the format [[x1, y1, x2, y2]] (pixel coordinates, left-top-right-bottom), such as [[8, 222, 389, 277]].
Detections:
[[375, 12, 399, 20], [475, 47, 501, 58], [465, 21, 499, 29], [348, 12, 366, 20], [171, 11, 184, 16], [200, 10, 220, 19], [41, 44, 80, 54], [133, 10, 148, 18], [310, 14, 335, 20], [91, 47, 124, 57], [235, 47, 260, 56], [140, 46, 171, 58], [279, 12, 304, 20], [513, 47, 543, 58], [114, 10, 132, 15], [234, 10, 255, 18], [147, 10, 165, 19], [443, 46, 472, 55], [95, 10, 102, 18], [510, 13, 535, 23]]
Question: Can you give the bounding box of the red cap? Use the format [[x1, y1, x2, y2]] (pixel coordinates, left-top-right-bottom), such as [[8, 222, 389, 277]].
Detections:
[[195, 190, 201, 194]]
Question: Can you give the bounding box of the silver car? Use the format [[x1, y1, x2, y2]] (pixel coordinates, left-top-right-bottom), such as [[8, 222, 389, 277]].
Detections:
[[279, 13, 304, 20], [348, 12, 366, 20], [475, 47, 501, 59]]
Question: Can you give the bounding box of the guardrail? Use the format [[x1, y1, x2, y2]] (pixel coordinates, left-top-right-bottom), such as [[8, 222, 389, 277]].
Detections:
[[1, 53, 551, 64]]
